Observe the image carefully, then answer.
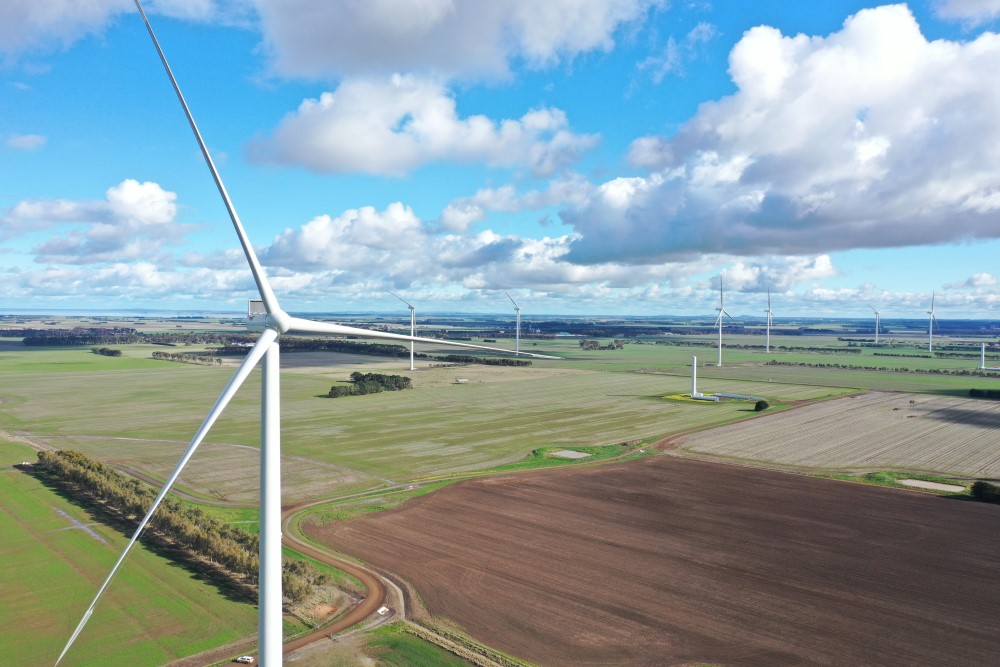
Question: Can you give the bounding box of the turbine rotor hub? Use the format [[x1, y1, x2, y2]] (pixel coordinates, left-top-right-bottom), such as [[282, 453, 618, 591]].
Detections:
[[265, 309, 291, 334]]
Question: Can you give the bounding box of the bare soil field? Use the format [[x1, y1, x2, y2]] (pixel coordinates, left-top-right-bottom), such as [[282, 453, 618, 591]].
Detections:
[[676, 391, 1000, 477], [307, 456, 1000, 666]]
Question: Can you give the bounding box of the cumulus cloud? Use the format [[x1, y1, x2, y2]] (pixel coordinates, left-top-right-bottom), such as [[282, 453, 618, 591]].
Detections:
[[2, 179, 187, 263], [720, 255, 839, 293], [566, 5, 1000, 264], [934, 0, 1000, 24], [437, 175, 593, 231], [250, 75, 598, 176], [5, 133, 46, 150], [946, 271, 999, 288], [0, 1, 249, 59], [255, 0, 657, 80]]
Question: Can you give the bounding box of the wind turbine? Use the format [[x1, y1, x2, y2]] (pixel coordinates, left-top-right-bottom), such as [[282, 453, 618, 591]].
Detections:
[[57, 4, 557, 665], [389, 291, 416, 371], [868, 304, 880, 347], [927, 292, 937, 354], [764, 288, 773, 354], [505, 291, 521, 355], [715, 278, 737, 366]]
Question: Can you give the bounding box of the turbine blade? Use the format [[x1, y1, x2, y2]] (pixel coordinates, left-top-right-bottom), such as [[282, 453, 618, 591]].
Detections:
[[505, 291, 520, 309], [868, 303, 878, 314], [388, 291, 412, 308], [133, 0, 279, 315], [724, 309, 739, 325], [286, 316, 559, 359], [55, 328, 278, 665]]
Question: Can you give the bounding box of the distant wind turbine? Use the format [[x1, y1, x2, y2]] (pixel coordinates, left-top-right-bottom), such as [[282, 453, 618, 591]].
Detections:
[[868, 304, 880, 347], [764, 289, 773, 354], [57, 4, 559, 666], [715, 278, 738, 367], [505, 291, 521, 355], [927, 292, 937, 354], [389, 291, 416, 371]]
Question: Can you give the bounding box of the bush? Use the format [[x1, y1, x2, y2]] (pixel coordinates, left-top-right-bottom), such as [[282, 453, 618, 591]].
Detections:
[[971, 481, 1000, 503], [754, 400, 769, 412]]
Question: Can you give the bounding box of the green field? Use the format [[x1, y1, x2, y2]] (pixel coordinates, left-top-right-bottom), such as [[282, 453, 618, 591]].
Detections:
[[3, 321, 998, 664], [0, 438, 256, 666], [0, 343, 848, 501]]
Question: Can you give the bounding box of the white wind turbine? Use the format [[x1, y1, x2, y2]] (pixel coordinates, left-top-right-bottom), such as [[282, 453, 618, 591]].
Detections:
[[389, 291, 416, 371], [57, 4, 558, 666], [764, 288, 773, 354], [715, 278, 738, 367], [868, 304, 880, 347], [927, 292, 937, 353], [505, 291, 521, 355]]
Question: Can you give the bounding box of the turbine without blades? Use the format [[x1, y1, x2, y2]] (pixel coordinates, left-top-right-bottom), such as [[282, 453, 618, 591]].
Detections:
[[868, 304, 880, 347], [505, 291, 522, 355], [927, 292, 937, 354], [389, 291, 416, 371], [714, 278, 738, 367], [57, 4, 559, 665], [764, 289, 773, 354]]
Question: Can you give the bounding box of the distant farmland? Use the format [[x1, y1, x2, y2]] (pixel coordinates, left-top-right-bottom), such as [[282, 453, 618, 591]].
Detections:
[[675, 391, 1000, 477]]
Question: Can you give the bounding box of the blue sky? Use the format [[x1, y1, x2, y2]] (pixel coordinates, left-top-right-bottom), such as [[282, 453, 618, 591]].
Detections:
[[3, 0, 1000, 319]]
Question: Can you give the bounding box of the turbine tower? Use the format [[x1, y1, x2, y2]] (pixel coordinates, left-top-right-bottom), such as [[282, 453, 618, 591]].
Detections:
[[927, 292, 937, 354], [691, 355, 700, 397], [58, 4, 558, 665], [764, 288, 773, 354], [389, 291, 416, 371], [505, 291, 521, 355], [868, 304, 880, 347], [714, 278, 737, 366]]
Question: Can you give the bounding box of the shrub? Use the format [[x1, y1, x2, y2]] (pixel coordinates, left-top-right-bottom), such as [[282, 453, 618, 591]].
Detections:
[[754, 400, 769, 412], [971, 481, 1000, 503]]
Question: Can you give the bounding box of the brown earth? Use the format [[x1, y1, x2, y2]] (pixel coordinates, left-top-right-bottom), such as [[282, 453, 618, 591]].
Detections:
[[305, 456, 1000, 667]]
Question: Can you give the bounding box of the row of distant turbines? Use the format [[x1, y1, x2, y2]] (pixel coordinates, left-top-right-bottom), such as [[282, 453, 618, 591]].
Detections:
[[715, 282, 943, 367], [388, 290, 523, 371]]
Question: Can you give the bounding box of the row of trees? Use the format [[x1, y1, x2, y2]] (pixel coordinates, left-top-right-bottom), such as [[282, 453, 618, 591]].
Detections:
[[328, 372, 412, 398], [969, 388, 1000, 399], [655, 340, 861, 354], [765, 360, 1000, 377], [151, 351, 224, 366], [91, 347, 122, 357], [35, 450, 326, 605], [437, 354, 531, 366]]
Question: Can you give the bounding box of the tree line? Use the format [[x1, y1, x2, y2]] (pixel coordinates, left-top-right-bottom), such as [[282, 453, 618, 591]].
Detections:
[[35, 450, 326, 606], [328, 372, 412, 398], [91, 347, 122, 357], [151, 350, 224, 366], [765, 359, 1000, 376]]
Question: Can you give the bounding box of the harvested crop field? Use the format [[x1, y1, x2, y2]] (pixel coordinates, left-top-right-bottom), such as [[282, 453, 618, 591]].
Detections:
[[676, 391, 1000, 477], [307, 457, 1000, 666]]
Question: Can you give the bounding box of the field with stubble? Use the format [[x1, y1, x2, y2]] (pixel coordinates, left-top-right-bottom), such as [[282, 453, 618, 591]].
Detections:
[[675, 390, 1000, 477], [307, 456, 1000, 667]]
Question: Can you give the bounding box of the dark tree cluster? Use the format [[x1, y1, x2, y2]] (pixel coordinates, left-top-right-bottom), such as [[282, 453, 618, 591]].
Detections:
[[579, 339, 625, 351], [971, 481, 1000, 503], [35, 450, 326, 605], [328, 372, 412, 398], [90, 347, 122, 357]]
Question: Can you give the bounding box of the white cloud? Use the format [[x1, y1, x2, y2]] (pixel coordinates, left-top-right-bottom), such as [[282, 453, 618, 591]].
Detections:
[[934, 0, 1000, 24], [5, 133, 47, 150], [254, 0, 658, 80], [565, 5, 1000, 264], [250, 75, 598, 176], [948, 271, 1000, 288], [437, 175, 593, 232], [0, 1, 249, 59], [720, 255, 839, 293], [2, 179, 186, 263]]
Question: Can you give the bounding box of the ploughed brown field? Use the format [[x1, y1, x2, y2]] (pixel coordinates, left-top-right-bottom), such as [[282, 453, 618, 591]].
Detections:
[[306, 457, 1000, 666]]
